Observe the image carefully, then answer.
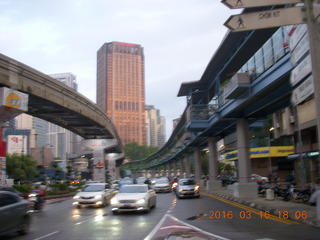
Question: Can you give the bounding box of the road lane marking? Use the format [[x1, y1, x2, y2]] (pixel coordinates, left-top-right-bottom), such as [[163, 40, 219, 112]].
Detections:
[[202, 192, 297, 225], [144, 214, 230, 240], [34, 231, 59, 240]]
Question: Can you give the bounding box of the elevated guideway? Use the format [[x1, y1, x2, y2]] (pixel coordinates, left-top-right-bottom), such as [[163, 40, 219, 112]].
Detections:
[[0, 53, 124, 165], [124, 9, 295, 181]]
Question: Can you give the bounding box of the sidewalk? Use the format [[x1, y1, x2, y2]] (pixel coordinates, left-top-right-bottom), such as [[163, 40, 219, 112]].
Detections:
[[204, 185, 320, 228]]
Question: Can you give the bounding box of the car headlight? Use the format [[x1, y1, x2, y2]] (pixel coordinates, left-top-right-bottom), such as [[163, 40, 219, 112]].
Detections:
[[110, 197, 119, 204], [73, 195, 80, 199], [136, 199, 146, 204], [195, 185, 200, 191], [94, 195, 102, 199]]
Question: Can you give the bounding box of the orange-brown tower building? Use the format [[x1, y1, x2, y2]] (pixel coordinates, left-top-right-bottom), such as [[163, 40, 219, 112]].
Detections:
[[97, 42, 146, 145]]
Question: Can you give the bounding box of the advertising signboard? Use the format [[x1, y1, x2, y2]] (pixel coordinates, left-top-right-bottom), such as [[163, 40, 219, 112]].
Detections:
[[0, 157, 6, 185], [0, 87, 29, 122], [7, 135, 28, 154]]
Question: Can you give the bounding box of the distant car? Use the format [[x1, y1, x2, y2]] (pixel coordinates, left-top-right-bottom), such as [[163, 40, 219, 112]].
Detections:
[[73, 183, 114, 208], [110, 184, 156, 214], [250, 174, 268, 184], [136, 177, 147, 184], [0, 191, 32, 237], [152, 178, 171, 193], [85, 180, 103, 185], [118, 177, 135, 188], [175, 178, 200, 199], [217, 175, 238, 186]]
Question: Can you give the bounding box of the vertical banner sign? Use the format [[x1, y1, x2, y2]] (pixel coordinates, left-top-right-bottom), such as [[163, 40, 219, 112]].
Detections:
[[0, 157, 6, 185], [106, 153, 122, 180], [0, 140, 6, 185], [93, 150, 105, 182]]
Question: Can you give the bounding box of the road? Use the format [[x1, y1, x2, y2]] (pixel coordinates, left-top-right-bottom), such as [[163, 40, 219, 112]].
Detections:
[[4, 192, 320, 240]]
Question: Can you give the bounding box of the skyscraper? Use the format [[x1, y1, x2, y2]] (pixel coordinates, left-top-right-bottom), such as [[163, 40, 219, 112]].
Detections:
[[97, 42, 146, 145], [145, 105, 166, 148], [48, 73, 80, 161]]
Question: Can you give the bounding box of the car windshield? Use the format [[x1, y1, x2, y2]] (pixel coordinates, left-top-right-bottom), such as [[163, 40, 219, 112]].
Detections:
[[155, 179, 169, 184], [119, 186, 147, 193], [82, 185, 104, 192], [179, 179, 196, 186]]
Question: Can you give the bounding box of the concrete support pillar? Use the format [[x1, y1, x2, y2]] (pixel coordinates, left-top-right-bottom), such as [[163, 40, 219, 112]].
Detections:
[[179, 159, 184, 177], [207, 137, 221, 192], [184, 153, 191, 178], [234, 118, 257, 198], [173, 161, 177, 177], [194, 147, 202, 185], [167, 163, 171, 178]]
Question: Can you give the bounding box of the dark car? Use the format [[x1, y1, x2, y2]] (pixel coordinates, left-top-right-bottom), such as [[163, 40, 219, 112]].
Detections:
[[0, 186, 23, 197], [175, 178, 200, 199], [0, 191, 32, 237], [218, 175, 238, 187]]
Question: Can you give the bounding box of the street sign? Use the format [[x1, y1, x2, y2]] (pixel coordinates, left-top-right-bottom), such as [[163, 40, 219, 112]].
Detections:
[[290, 54, 312, 86], [222, 0, 303, 9], [291, 75, 314, 106], [224, 7, 306, 32]]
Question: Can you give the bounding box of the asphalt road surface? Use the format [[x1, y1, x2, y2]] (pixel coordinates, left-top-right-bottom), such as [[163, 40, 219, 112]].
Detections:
[[3, 192, 320, 240]]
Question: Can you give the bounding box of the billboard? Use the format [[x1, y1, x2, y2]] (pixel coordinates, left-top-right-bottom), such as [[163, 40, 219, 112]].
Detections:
[[7, 135, 28, 154], [0, 87, 29, 122]]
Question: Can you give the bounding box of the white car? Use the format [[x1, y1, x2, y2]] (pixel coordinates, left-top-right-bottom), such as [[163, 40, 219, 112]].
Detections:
[[152, 178, 171, 193], [175, 178, 200, 199], [73, 183, 114, 208], [110, 184, 156, 214]]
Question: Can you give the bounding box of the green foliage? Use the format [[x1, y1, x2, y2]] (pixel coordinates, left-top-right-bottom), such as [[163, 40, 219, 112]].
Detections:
[[6, 154, 37, 181], [124, 142, 159, 161], [51, 183, 68, 191], [12, 184, 32, 193], [218, 161, 235, 174]]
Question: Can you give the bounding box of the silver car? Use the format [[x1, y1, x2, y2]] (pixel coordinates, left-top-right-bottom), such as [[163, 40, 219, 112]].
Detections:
[[175, 178, 200, 199], [0, 191, 32, 237], [111, 184, 156, 213], [152, 178, 171, 193], [73, 183, 114, 208]]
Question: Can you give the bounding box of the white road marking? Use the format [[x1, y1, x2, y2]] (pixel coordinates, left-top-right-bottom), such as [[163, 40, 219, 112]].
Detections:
[[34, 231, 59, 240]]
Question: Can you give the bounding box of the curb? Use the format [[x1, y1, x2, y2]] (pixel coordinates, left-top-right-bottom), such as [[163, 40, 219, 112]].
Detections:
[[205, 191, 319, 228]]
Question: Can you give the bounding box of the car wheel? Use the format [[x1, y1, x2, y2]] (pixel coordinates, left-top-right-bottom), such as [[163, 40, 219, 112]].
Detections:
[[112, 210, 118, 214], [153, 199, 157, 208], [18, 216, 31, 235]]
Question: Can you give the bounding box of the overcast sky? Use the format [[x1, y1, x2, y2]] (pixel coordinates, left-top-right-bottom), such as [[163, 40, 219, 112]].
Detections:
[[0, 0, 240, 140]]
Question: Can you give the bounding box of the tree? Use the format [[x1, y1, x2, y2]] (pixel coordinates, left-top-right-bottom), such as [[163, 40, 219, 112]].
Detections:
[[6, 153, 37, 182], [124, 142, 159, 161]]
